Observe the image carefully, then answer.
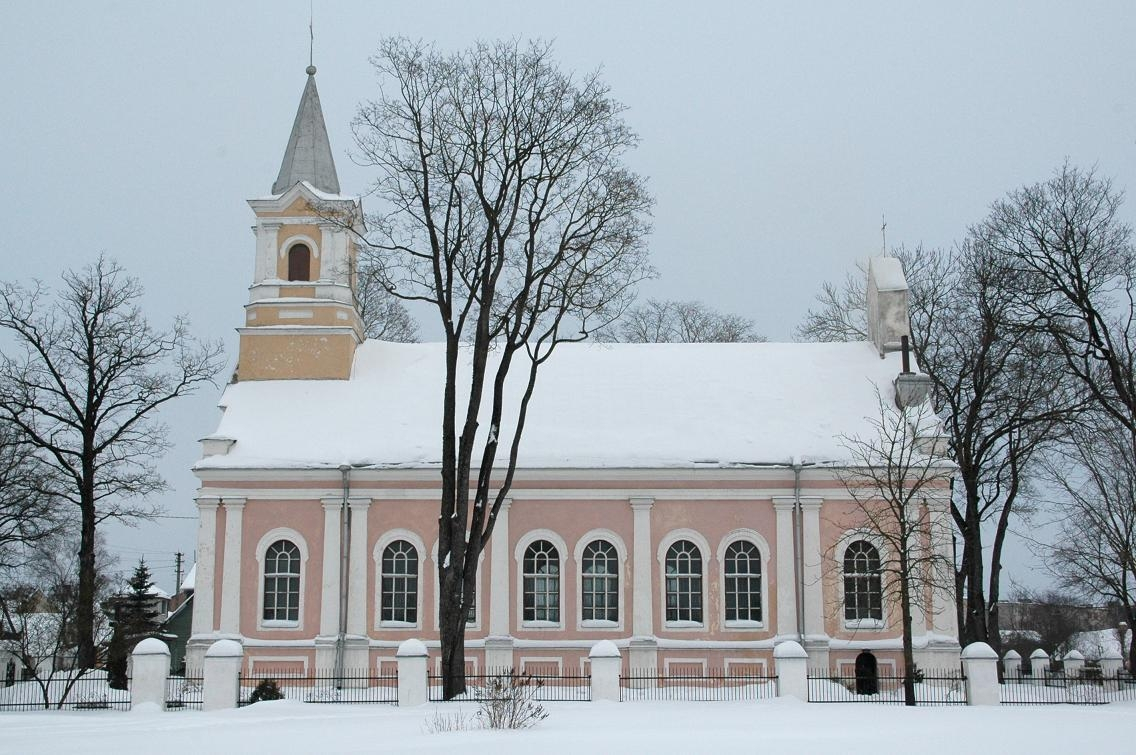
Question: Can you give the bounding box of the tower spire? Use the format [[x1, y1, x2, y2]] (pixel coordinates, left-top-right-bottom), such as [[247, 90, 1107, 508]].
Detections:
[[271, 64, 341, 195]]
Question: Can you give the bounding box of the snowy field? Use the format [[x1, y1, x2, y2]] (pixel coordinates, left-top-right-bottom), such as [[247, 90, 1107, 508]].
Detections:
[[4, 698, 1134, 754]]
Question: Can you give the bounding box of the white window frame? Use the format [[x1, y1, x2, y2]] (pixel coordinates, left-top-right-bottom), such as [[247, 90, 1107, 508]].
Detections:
[[255, 528, 309, 631], [515, 529, 569, 630], [373, 529, 426, 630], [657, 529, 711, 631], [573, 529, 627, 632], [430, 541, 483, 631], [835, 531, 889, 631], [716, 529, 771, 631]]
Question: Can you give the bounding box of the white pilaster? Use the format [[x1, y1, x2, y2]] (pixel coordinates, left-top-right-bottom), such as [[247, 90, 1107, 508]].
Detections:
[[489, 498, 512, 637], [254, 220, 281, 286], [191, 497, 220, 636], [906, 500, 928, 642], [928, 499, 958, 638], [346, 497, 372, 637], [799, 498, 825, 641], [219, 498, 246, 634], [630, 498, 654, 638], [320, 498, 343, 638], [772, 498, 798, 639]]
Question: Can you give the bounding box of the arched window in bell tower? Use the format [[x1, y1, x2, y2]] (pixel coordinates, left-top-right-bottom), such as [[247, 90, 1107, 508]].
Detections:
[[287, 243, 311, 281]]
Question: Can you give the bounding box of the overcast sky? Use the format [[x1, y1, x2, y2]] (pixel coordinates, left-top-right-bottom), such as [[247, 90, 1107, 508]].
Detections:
[[3, 1, 1135, 593]]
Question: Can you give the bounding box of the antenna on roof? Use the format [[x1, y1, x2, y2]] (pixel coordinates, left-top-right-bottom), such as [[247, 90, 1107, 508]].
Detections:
[[880, 214, 888, 256]]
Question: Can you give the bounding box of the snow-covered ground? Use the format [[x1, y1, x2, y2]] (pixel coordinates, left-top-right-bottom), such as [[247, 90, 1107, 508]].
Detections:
[[3, 698, 1133, 754]]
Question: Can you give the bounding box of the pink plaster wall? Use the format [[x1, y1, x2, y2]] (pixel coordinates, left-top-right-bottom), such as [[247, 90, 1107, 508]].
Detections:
[[239, 498, 325, 640]]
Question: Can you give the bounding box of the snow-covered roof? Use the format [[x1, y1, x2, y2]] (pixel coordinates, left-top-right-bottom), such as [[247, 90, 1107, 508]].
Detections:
[[197, 340, 922, 471], [869, 256, 908, 292], [180, 564, 196, 592]]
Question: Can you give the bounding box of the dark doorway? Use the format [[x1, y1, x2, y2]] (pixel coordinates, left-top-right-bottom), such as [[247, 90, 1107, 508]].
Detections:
[[854, 649, 879, 695]]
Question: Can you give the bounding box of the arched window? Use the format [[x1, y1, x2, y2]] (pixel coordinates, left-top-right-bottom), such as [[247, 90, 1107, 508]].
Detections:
[[665, 540, 703, 623], [581, 540, 618, 623], [381, 540, 419, 624], [724, 540, 762, 623], [263, 540, 301, 623], [523, 540, 560, 623], [287, 243, 311, 281], [843, 540, 883, 621]]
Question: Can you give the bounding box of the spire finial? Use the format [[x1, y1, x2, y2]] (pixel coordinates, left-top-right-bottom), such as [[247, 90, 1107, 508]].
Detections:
[[308, 1, 314, 71], [881, 214, 888, 255]]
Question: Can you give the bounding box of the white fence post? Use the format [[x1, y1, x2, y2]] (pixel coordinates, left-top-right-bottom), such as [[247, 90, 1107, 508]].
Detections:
[[1001, 650, 1021, 680], [1030, 649, 1050, 685], [1101, 649, 1123, 692], [203, 639, 244, 711], [396, 639, 428, 707], [130, 638, 170, 711], [961, 642, 999, 706], [1062, 650, 1085, 678], [589, 640, 622, 702], [774, 640, 809, 700]]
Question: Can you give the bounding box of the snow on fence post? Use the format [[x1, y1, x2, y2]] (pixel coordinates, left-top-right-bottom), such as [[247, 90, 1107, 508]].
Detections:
[[961, 642, 1000, 706], [1002, 649, 1021, 679], [396, 639, 428, 707], [203, 639, 244, 711], [774, 640, 809, 700], [130, 638, 170, 711], [1062, 650, 1085, 679], [1100, 649, 1123, 692], [1029, 649, 1050, 685], [589, 640, 622, 702]]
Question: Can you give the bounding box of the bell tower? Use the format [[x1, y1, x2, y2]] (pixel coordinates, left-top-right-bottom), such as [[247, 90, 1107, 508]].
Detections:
[[237, 65, 365, 381]]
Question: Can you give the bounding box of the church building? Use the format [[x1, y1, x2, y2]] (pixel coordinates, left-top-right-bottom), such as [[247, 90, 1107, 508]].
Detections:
[[187, 66, 961, 677]]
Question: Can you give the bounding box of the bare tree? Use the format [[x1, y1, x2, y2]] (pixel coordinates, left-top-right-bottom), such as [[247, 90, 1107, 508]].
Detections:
[[836, 390, 955, 705], [349, 256, 419, 342], [0, 422, 61, 571], [0, 537, 116, 708], [913, 241, 1080, 651], [1043, 415, 1136, 671], [799, 243, 1080, 651], [606, 298, 764, 342], [1000, 587, 1088, 664], [352, 38, 652, 697], [794, 267, 869, 342], [978, 164, 1136, 441], [0, 256, 224, 668]]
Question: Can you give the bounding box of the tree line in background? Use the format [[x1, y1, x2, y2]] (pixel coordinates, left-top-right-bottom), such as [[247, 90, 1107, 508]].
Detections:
[[799, 163, 1136, 671]]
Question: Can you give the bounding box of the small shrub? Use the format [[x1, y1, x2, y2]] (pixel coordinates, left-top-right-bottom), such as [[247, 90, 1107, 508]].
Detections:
[[477, 672, 548, 730], [424, 708, 475, 733], [248, 678, 284, 704]]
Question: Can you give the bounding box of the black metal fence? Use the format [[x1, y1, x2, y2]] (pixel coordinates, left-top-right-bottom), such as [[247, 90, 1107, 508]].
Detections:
[[428, 667, 591, 702], [165, 671, 204, 710], [0, 670, 130, 711], [619, 667, 777, 702], [806, 668, 967, 706], [237, 668, 398, 706], [1000, 670, 1136, 705]]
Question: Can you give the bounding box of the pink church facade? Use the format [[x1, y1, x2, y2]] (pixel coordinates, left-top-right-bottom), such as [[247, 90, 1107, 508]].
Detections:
[[187, 68, 960, 676]]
